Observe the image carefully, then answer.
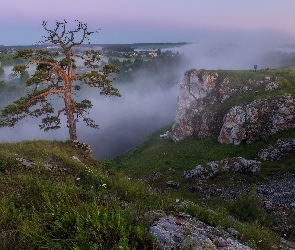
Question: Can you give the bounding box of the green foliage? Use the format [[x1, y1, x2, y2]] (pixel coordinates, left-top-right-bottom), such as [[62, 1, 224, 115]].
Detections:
[[0, 52, 27, 66], [102, 159, 115, 169], [60, 57, 77, 69], [77, 67, 120, 97], [11, 64, 28, 74], [13, 49, 33, 59], [0, 96, 29, 127]]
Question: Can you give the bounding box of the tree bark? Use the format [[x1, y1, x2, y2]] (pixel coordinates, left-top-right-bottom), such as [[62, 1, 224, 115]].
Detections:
[[64, 52, 77, 140], [64, 85, 77, 140]]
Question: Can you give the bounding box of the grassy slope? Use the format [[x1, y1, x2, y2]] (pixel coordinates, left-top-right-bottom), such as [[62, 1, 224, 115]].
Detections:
[[0, 140, 289, 250], [0, 140, 169, 249], [1, 69, 295, 249], [113, 124, 295, 185], [112, 69, 295, 248]]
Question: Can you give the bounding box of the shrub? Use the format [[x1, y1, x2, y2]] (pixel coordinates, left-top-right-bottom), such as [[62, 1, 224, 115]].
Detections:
[[229, 187, 263, 222]]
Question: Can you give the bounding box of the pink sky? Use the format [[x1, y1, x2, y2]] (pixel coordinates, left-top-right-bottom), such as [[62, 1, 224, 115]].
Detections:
[[1, 0, 295, 45]]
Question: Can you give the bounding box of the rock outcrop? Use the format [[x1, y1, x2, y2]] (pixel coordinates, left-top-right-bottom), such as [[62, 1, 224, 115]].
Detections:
[[183, 157, 261, 181], [218, 94, 295, 144], [169, 69, 295, 145], [150, 213, 253, 250], [258, 138, 295, 161], [169, 69, 218, 141]]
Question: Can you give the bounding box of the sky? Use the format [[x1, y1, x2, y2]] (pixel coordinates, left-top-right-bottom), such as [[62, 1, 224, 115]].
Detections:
[[1, 0, 295, 46]]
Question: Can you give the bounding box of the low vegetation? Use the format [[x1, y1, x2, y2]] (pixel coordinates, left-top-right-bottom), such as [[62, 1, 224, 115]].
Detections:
[[0, 138, 289, 249], [0, 140, 165, 249], [112, 126, 295, 248]]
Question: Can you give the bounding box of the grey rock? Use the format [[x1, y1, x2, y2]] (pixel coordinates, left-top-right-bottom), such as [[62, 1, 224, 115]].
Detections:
[[183, 157, 260, 181], [231, 157, 261, 175], [166, 181, 180, 189], [183, 165, 205, 180], [150, 214, 253, 250], [258, 139, 295, 162]]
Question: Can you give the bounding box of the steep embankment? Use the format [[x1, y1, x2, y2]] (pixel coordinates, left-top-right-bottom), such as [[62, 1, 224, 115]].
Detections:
[[1, 140, 286, 249], [113, 69, 295, 249]]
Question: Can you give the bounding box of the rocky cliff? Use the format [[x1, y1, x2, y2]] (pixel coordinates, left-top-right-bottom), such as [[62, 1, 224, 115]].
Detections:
[[169, 69, 295, 144], [169, 69, 218, 141]]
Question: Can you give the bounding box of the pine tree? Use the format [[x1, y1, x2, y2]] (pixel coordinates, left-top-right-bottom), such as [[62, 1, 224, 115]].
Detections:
[[0, 20, 120, 140]]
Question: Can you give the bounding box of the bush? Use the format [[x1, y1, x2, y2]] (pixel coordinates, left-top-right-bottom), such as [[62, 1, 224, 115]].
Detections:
[[229, 187, 263, 222]]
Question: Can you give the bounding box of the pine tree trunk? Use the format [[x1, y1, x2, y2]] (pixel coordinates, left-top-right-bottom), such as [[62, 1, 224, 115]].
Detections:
[[64, 88, 77, 140]]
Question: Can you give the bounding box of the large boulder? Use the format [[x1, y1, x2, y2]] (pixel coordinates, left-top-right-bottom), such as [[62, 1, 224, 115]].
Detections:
[[150, 214, 253, 249], [183, 157, 261, 181]]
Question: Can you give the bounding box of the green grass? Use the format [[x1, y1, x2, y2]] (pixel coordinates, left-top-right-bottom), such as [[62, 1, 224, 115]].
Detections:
[[207, 69, 295, 116], [113, 125, 295, 178], [0, 140, 168, 249], [111, 126, 295, 249], [0, 138, 288, 249]]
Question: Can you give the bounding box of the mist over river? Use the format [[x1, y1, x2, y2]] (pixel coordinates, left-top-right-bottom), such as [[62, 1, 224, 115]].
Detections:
[[0, 51, 181, 160], [1, 40, 294, 160]]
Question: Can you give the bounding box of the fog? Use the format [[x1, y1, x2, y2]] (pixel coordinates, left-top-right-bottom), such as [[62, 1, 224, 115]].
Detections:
[[1, 30, 295, 160], [0, 60, 182, 160]]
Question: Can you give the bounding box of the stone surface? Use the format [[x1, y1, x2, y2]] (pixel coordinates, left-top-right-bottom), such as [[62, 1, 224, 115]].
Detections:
[[170, 69, 218, 142], [166, 181, 180, 188], [258, 138, 295, 162], [219, 94, 295, 144], [218, 106, 246, 145], [183, 157, 261, 181], [150, 214, 253, 250], [257, 174, 295, 210]]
